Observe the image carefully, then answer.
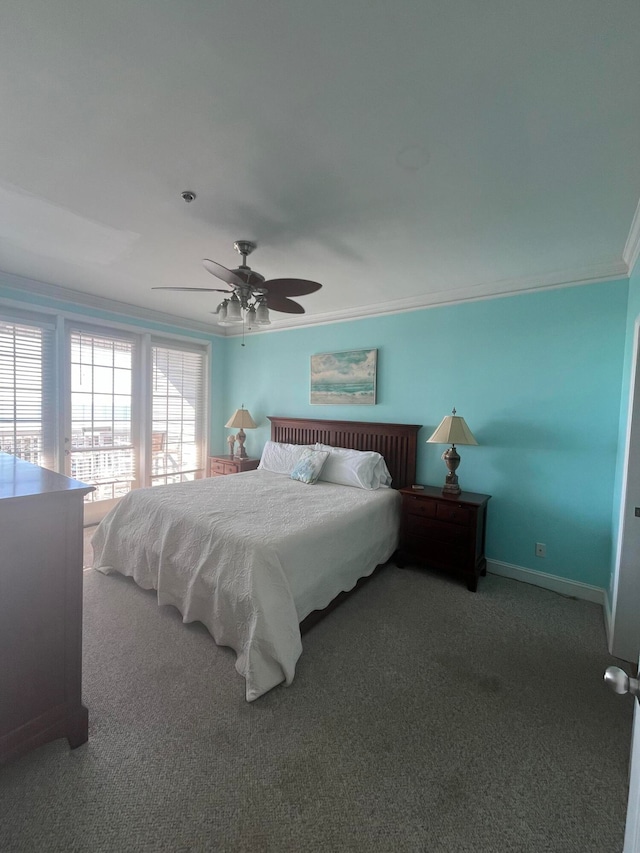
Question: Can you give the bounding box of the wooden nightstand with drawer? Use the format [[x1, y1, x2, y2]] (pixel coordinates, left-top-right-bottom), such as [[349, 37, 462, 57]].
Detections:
[[208, 455, 260, 477], [397, 486, 491, 591]]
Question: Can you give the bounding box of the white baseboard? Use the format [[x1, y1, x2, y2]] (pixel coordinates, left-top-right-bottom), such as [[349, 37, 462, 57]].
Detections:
[[487, 559, 605, 605]]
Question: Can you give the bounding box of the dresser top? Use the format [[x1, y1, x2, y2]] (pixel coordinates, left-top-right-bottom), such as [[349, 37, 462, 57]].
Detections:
[[399, 484, 491, 506], [0, 453, 94, 500]]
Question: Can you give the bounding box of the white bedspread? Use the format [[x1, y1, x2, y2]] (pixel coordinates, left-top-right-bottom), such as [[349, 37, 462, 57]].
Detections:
[[92, 470, 400, 701]]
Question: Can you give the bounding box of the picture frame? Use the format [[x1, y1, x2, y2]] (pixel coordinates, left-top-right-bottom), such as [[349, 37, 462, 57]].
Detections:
[[310, 348, 377, 405]]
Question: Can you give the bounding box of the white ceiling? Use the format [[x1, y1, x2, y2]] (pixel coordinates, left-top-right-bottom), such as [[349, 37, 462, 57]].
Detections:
[[1, 0, 639, 332]]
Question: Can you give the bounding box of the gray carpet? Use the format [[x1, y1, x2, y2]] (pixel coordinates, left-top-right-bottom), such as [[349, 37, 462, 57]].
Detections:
[[0, 564, 633, 853]]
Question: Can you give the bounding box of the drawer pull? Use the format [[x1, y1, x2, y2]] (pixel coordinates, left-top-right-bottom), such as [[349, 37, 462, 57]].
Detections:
[[402, 497, 436, 518], [436, 503, 470, 525], [405, 515, 470, 543]]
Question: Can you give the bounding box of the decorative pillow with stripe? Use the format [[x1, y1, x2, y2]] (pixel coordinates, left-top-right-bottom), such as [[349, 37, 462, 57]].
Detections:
[[289, 449, 330, 485]]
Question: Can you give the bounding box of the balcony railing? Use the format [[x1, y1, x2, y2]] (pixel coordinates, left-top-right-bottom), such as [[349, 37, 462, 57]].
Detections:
[[0, 428, 135, 500], [1, 427, 202, 499], [69, 426, 134, 501], [0, 430, 45, 467]]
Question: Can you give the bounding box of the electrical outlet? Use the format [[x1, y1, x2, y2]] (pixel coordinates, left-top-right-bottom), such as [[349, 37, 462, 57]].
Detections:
[[535, 542, 546, 558]]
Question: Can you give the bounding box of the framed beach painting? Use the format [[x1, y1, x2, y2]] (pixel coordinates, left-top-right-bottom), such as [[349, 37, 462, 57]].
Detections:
[[310, 349, 377, 405]]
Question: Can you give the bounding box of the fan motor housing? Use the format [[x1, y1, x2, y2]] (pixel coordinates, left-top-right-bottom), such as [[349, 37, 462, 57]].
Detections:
[[233, 240, 256, 258]]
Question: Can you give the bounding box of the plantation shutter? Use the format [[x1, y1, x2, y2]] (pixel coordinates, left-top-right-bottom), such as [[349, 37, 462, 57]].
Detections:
[[0, 311, 56, 469]]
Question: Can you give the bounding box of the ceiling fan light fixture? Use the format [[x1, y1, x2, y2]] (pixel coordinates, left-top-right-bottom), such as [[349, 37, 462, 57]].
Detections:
[[226, 294, 243, 323], [217, 302, 233, 327], [255, 301, 271, 325], [245, 306, 257, 325]]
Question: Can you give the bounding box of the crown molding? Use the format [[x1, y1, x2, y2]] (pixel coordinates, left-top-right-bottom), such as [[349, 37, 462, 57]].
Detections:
[[623, 196, 640, 277], [224, 259, 629, 337], [0, 259, 629, 341], [0, 269, 223, 337]]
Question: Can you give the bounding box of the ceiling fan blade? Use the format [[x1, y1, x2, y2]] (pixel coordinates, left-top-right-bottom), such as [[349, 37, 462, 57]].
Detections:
[[152, 287, 232, 293], [263, 278, 322, 298], [266, 295, 306, 315], [203, 259, 245, 287]]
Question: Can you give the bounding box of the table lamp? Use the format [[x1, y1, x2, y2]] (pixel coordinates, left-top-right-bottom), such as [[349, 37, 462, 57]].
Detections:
[[225, 406, 257, 458], [426, 408, 478, 495]]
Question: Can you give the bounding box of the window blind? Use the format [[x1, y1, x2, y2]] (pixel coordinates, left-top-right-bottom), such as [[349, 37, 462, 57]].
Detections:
[[151, 341, 206, 484], [0, 313, 56, 469]]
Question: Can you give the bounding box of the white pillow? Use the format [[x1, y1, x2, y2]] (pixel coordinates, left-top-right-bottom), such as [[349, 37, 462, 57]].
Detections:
[[314, 443, 392, 490], [258, 441, 314, 475]]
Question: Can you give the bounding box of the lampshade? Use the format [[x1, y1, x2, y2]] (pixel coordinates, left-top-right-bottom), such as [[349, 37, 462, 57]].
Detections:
[[225, 407, 257, 430], [255, 301, 271, 325], [427, 408, 478, 496], [216, 295, 267, 328], [427, 411, 478, 446], [226, 295, 243, 324]]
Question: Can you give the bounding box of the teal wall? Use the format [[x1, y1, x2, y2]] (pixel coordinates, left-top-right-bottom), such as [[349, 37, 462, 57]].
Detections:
[[223, 280, 629, 588], [610, 260, 640, 598], [0, 273, 630, 589]]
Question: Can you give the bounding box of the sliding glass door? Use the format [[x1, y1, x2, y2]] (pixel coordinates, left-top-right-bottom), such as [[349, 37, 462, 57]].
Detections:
[[67, 328, 137, 512]]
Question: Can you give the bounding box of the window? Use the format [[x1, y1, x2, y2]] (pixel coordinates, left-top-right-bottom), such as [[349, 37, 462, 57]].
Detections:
[[151, 342, 206, 485], [0, 307, 209, 515], [0, 312, 56, 469]]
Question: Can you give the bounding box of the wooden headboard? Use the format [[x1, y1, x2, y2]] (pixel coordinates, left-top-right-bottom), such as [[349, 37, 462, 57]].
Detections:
[[268, 417, 421, 490]]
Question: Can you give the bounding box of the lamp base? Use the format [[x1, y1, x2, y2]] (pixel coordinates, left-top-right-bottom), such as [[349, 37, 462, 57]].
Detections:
[[442, 481, 462, 496], [442, 445, 461, 496]]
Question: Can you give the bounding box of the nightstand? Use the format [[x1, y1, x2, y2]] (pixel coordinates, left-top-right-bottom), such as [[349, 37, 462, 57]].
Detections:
[[397, 485, 491, 591], [208, 455, 260, 477]]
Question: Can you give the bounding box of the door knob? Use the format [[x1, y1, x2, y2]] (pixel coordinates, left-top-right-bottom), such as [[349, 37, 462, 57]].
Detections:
[[604, 666, 640, 697]]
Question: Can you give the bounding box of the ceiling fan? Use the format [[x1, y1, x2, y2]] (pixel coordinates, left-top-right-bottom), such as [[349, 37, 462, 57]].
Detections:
[[152, 240, 322, 326]]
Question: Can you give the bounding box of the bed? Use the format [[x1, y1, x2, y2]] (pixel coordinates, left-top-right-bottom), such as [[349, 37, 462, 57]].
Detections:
[[92, 417, 420, 701]]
